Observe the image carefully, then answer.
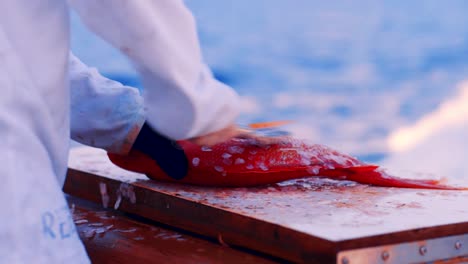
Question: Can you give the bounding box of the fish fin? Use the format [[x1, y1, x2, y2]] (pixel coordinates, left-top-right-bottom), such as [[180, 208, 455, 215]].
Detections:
[[248, 120, 293, 129]]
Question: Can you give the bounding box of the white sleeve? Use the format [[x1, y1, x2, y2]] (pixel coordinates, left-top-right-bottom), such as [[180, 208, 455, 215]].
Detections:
[[69, 52, 146, 154], [68, 0, 240, 140]]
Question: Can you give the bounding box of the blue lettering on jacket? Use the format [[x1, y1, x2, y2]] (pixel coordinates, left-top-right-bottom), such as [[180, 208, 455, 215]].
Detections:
[[41, 206, 76, 240]]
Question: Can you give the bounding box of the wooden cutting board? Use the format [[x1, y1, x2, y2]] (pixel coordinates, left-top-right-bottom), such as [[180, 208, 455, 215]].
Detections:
[[69, 195, 277, 264], [65, 147, 468, 263]]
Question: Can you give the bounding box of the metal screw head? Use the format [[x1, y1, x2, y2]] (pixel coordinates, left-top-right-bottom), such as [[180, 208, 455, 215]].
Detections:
[[419, 246, 427, 255], [341, 257, 350, 264], [381, 251, 390, 261], [455, 241, 462, 250]]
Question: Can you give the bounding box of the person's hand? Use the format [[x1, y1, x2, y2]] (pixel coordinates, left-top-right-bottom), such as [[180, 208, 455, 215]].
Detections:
[[131, 123, 289, 180], [188, 124, 244, 146], [189, 124, 288, 147]]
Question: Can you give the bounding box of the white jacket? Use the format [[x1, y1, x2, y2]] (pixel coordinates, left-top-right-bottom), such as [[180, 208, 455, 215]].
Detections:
[[69, 52, 146, 156], [0, 1, 239, 263]]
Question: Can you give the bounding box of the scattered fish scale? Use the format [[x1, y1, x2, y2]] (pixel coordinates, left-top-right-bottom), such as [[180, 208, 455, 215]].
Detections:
[[228, 146, 244, 154], [234, 158, 245, 165]]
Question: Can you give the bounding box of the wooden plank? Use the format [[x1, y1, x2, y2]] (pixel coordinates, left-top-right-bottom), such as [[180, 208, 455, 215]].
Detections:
[[66, 147, 468, 263], [65, 168, 335, 263], [68, 195, 277, 264]]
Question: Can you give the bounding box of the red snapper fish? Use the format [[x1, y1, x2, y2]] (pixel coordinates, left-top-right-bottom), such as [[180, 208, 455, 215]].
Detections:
[[108, 137, 466, 190]]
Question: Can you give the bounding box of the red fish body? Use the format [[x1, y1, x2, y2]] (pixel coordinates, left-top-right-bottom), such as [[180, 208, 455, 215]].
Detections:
[[108, 138, 465, 190]]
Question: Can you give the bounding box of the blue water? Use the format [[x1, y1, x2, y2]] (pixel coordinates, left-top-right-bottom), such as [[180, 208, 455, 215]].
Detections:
[[71, 1, 468, 163]]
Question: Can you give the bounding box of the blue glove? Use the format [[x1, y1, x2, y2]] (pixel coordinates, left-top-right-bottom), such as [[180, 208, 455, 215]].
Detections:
[[132, 122, 188, 180]]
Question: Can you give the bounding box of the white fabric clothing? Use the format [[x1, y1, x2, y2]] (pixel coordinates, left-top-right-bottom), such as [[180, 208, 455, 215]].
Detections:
[[69, 0, 240, 140], [0, 1, 89, 263], [0, 0, 240, 263], [69, 52, 145, 155]]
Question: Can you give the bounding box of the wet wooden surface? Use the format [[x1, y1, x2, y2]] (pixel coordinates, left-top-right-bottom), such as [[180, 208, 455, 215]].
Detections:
[[66, 147, 468, 263], [68, 195, 277, 264]]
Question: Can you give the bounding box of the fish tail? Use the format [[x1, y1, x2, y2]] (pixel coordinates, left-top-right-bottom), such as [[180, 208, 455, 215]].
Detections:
[[321, 166, 467, 190]]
